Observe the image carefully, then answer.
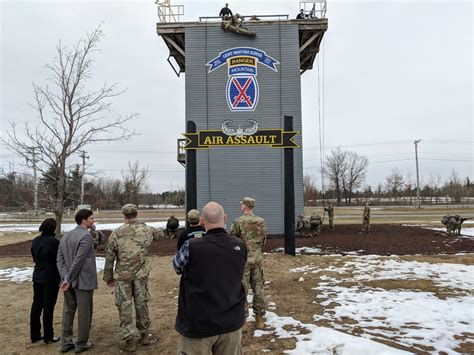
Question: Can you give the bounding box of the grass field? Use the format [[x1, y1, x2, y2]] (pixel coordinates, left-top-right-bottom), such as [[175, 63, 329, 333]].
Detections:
[[0, 254, 472, 354]]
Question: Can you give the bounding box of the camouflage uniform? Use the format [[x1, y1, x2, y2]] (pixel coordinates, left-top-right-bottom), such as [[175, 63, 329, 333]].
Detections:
[[310, 215, 322, 236], [296, 215, 311, 237], [361, 203, 371, 233], [296, 215, 305, 237], [103, 204, 164, 341], [166, 215, 179, 238], [90, 226, 105, 251], [231, 197, 267, 317], [324, 204, 335, 228], [441, 215, 469, 236]]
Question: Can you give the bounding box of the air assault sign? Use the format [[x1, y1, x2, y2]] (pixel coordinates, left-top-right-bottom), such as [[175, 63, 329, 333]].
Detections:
[[183, 120, 299, 149]]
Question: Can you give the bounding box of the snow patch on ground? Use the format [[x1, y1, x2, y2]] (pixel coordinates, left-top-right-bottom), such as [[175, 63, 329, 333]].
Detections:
[[251, 309, 408, 354], [272, 247, 324, 255], [291, 255, 474, 353], [0, 257, 106, 283], [0, 221, 184, 233]]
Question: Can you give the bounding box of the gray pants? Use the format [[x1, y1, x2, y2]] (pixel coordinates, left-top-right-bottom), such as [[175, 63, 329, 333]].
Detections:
[[177, 328, 242, 355], [61, 288, 94, 349]]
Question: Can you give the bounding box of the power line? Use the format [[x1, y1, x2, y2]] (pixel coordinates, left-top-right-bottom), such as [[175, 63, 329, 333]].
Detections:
[[305, 140, 413, 150], [423, 139, 474, 145], [317, 47, 324, 194], [89, 149, 177, 154], [88, 169, 183, 173], [370, 158, 414, 164], [420, 158, 474, 163]]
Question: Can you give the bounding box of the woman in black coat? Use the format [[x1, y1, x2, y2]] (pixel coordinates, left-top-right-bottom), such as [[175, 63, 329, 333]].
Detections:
[[30, 218, 61, 344]]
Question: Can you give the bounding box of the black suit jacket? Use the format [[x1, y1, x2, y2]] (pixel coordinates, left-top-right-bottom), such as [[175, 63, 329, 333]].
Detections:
[[31, 233, 61, 284]]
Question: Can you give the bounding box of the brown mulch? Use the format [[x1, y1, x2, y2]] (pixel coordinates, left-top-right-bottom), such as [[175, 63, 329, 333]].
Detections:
[[1, 224, 473, 257]]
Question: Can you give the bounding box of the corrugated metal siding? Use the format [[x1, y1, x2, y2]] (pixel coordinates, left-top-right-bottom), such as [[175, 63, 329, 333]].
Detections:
[[185, 23, 303, 234]]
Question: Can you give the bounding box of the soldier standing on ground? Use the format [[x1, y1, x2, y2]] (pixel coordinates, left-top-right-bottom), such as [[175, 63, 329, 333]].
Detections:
[[231, 197, 267, 329], [360, 201, 371, 234], [176, 209, 206, 251], [310, 215, 322, 236], [166, 215, 179, 238], [103, 204, 164, 352], [324, 202, 335, 229]]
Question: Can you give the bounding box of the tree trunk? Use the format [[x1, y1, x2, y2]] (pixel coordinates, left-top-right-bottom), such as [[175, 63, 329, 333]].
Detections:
[[55, 159, 66, 237]]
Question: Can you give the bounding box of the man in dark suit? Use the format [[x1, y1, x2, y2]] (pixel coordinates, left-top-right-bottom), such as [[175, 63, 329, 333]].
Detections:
[[57, 209, 98, 353]]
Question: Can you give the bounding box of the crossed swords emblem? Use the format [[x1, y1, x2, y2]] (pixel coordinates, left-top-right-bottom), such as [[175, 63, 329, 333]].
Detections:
[[231, 77, 253, 108]]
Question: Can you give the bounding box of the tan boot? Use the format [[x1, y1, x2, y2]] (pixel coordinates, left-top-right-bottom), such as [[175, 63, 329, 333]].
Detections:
[[140, 333, 150, 346], [255, 315, 265, 329], [119, 339, 137, 352]]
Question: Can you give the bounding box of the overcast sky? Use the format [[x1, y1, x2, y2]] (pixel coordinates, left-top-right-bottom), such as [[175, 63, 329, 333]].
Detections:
[[1, 0, 472, 192]]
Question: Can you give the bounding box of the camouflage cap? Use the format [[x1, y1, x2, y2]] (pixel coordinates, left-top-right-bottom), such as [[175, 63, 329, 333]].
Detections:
[[240, 196, 256, 208], [187, 209, 200, 224], [122, 204, 138, 215]]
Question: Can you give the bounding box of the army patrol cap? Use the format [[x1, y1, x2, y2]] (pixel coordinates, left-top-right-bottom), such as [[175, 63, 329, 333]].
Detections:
[[240, 197, 256, 208], [122, 204, 138, 215], [187, 209, 200, 224]]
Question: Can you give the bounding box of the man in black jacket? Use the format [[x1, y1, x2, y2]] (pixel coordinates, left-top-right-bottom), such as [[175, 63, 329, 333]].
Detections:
[[173, 202, 247, 355], [219, 3, 232, 18], [176, 209, 206, 251]]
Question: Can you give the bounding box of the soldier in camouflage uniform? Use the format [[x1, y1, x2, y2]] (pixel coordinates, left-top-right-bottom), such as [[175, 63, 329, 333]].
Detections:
[[231, 197, 267, 329], [310, 215, 322, 236], [166, 215, 180, 238], [90, 225, 105, 251], [103, 204, 165, 352], [360, 201, 371, 233], [324, 202, 335, 229], [296, 215, 311, 237], [295, 215, 305, 237], [441, 215, 471, 236]]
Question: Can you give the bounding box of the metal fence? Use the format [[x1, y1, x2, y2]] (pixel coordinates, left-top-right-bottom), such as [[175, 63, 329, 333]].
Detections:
[[156, 0, 184, 23], [299, 1, 327, 19]]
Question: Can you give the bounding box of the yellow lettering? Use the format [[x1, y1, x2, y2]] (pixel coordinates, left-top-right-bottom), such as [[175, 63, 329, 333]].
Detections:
[[255, 136, 263, 144], [204, 136, 212, 145], [229, 57, 255, 66], [216, 136, 223, 145], [270, 135, 277, 144], [246, 136, 255, 144], [226, 136, 234, 144]]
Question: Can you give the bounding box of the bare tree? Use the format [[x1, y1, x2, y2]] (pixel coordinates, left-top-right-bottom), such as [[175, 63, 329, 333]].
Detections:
[[385, 168, 405, 200], [343, 152, 368, 205], [428, 173, 443, 203], [2, 26, 138, 234], [122, 161, 151, 205], [325, 148, 347, 205], [404, 173, 414, 204], [446, 170, 463, 203], [303, 173, 319, 206]]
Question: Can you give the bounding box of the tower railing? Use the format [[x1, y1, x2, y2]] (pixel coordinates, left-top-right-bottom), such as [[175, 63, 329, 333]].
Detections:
[[299, 1, 327, 19], [156, 0, 184, 23], [199, 14, 289, 22]]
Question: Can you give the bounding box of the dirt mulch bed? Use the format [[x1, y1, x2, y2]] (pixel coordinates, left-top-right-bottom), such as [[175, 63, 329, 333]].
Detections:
[[1, 224, 472, 257]]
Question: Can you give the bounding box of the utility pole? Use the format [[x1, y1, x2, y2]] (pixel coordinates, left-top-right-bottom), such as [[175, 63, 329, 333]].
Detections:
[[414, 140, 421, 209], [79, 150, 89, 204]]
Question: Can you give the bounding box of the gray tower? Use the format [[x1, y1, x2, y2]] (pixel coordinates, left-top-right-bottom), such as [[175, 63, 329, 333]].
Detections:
[[157, 10, 328, 234]]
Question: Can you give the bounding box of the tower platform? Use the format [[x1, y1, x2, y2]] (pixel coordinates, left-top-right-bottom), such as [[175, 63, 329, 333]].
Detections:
[[156, 18, 328, 76]]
